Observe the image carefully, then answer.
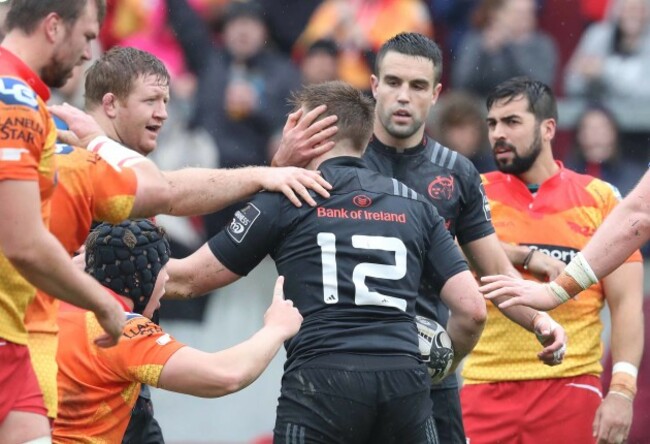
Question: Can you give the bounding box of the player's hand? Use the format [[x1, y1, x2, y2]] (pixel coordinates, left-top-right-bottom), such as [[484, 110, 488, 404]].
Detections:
[[72, 249, 86, 271], [264, 276, 303, 340], [92, 296, 126, 347], [260, 167, 332, 207], [593, 392, 633, 444], [479, 275, 562, 311], [272, 105, 338, 168], [531, 312, 567, 366], [526, 250, 566, 281], [49, 103, 106, 148]]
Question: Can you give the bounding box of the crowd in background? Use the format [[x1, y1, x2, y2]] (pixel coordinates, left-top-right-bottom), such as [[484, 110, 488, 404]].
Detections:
[[3, 0, 648, 314]]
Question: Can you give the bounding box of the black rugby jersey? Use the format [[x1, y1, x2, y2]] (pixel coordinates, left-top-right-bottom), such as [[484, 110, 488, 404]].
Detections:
[[364, 136, 495, 389], [208, 156, 468, 371]]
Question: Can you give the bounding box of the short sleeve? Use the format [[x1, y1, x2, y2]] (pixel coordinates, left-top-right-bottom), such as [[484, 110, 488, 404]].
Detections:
[[423, 204, 470, 294], [455, 166, 495, 245], [90, 154, 137, 223], [0, 77, 49, 182], [207, 193, 288, 276], [101, 315, 185, 387]]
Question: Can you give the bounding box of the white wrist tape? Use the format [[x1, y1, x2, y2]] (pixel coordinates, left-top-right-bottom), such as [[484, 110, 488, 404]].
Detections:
[[87, 136, 146, 172], [548, 281, 571, 303], [613, 361, 639, 379], [564, 252, 598, 290]]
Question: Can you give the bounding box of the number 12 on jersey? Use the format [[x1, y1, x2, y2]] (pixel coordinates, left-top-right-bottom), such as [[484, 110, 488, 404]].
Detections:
[[317, 232, 408, 311]]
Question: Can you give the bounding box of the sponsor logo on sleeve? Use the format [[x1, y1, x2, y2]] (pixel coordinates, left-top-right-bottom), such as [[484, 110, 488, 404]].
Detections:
[[0, 78, 38, 109], [479, 184, 492, 221], [156, 334, 172, 345], [227, 203, 261, 244]]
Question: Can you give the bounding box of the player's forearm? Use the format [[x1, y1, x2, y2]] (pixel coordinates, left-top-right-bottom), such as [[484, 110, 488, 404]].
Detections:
[[446, 313, 484, 368], [499, 242, 533, 269], [9, 228, 116, 315], [161, 167, 265, 216], [582, 177, 650, 278], [200, 326, 287, 397]]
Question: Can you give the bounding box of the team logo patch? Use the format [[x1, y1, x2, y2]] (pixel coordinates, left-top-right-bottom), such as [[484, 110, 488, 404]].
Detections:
[[428, 176, 455, 200], [227, 203, 261, 244], [353, 194, 372, 208]]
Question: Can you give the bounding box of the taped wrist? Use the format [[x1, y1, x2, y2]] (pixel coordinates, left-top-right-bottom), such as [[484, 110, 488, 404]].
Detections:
[[548, 252, 598, 304]]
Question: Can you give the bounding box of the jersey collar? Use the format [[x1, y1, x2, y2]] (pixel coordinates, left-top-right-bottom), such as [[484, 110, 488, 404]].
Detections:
[[368, 134, 427, 156], [319, 156, 366, 169], [0, 46, 51, 101]]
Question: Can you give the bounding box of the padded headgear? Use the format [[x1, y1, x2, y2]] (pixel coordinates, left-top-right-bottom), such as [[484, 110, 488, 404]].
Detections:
[[85, 219, 170, 314]]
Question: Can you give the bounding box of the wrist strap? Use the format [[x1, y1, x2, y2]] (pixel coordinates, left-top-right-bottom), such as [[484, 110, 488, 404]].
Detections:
[[523, 249, 535, 270]]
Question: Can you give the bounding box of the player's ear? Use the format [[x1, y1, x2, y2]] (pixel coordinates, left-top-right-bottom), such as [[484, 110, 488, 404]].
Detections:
[[370, 75, 379, 99], [102, 93, 118, 118]]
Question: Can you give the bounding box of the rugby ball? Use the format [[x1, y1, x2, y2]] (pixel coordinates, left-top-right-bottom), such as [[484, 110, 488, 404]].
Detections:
[[416, 315, 455, 384]]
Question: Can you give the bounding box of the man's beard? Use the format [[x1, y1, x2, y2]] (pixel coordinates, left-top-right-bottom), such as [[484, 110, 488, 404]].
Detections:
[[493, 128, 543, 175], [41, 57, 74, 88]]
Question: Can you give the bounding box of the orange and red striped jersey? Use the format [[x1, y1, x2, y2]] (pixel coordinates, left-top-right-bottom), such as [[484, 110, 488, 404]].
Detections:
[[54, 303, 184, 443], [25, 144, 137, 335], [463, 162, 642, 383], [0, 47, 57, 345]]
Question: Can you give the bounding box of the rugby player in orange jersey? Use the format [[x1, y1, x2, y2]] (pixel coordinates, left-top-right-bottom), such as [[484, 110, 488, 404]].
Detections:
[[464, 77, 643, 444], [27, 45, 333, 426], [53, 219, 302, 444], [0, 2, 125, 442]]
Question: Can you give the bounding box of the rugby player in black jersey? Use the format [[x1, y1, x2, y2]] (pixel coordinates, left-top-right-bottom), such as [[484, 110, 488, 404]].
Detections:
[[272, 33, 568, 443], [165, 81, 487, 443]]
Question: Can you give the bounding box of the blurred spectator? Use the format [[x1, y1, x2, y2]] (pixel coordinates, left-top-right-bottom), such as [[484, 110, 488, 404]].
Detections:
[[580, 0, 612, 23], [452, 0, 558, 97], [260, 0, 323, 54], [564, 0, 650, 101], [166, 0, 301, 237], [427, 91, 496, 173], [293, 0, 433, 91], [429, 0, 480, 57], [564, 104, 646, 197], [300, 39, 341, 85]]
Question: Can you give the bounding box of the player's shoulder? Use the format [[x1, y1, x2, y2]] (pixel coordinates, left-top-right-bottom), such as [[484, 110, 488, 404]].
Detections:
[[481, 170, 509, 186], [0, 75, 41, 111], [121, 313, 165, 340], [566, 169, 623, 204], [424, 138, 477, 178]]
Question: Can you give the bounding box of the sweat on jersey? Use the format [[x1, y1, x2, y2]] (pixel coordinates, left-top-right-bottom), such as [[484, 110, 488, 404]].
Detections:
[[207, 156, 469, 372]]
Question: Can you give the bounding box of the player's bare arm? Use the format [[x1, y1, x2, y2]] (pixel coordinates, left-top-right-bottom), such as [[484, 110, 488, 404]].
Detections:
[[592, 262, 643, 444], [0, 180, 124, 347], [499, 241, 566, 281], [463, 235, 567, 365], [271, 104, 339, 167], [50, 102, 334, 211], [164, 244, 240, 300], [157, 276, 302, 397], [438, 270, 486, 372]]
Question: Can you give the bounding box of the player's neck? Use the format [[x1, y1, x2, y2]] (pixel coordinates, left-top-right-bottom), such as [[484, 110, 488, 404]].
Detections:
[[307, 142, 361, 170], [516, 149, 559, 185], [372, 124, 426, 151], [1, 33, 48, 77]]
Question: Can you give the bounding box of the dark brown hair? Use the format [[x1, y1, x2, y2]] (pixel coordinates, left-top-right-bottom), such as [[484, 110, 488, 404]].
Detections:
[[5, 0, 106, 34], [290, 81, 374, 153], [84, 46, 170, 109]]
